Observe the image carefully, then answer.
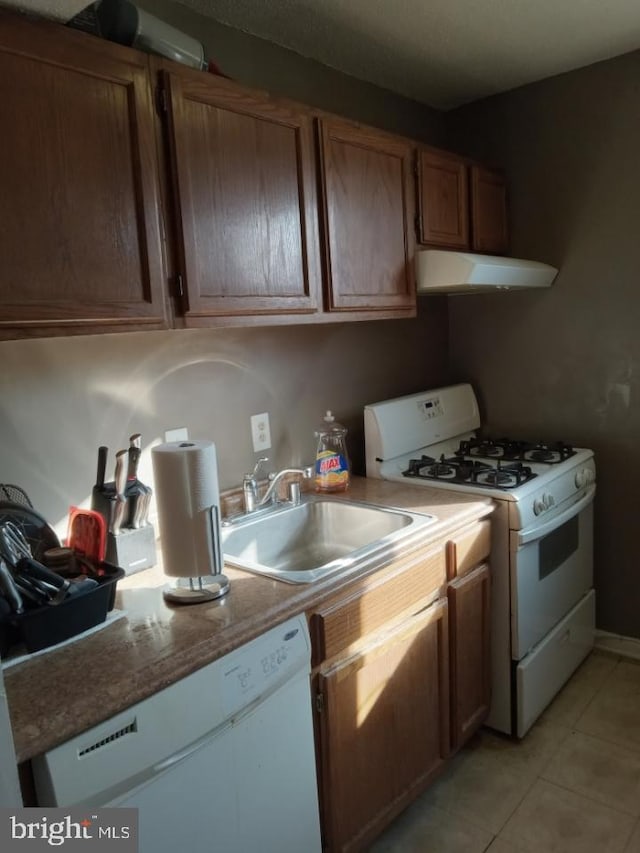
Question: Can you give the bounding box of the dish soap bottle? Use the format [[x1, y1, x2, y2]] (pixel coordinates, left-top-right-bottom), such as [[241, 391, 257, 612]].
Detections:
[[314, 411, 350, 493]]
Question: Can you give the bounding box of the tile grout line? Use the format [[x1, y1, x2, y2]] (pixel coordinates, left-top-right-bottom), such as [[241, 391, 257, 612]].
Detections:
[[566, 723, 640, 757], [622, 817, 640, 853], [535, 771, 640, 821], [565, 659, 623, 731]]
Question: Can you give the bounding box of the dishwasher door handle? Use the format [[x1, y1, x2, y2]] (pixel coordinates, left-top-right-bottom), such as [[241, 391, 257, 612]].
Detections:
[[151, 685, 276, 775], [152, 719, 232, 774]]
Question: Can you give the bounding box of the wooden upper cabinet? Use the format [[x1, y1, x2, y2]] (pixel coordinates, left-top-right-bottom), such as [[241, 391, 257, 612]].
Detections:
[[162, 69, 322, 321], [317, 118, 416, 314], [471, 165, 509, 254], [417, 149, 469, 249], [0, 10, 167, 339], [417, 148, 509, 256]]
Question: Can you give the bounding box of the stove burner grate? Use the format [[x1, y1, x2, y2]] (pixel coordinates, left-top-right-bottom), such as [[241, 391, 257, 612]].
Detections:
[[402, 455, 536, 490], [458, 437, 576, 464], [474, 461, 534, 488]]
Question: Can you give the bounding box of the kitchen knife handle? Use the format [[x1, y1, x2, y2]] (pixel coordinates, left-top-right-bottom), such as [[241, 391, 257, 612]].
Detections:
[[114, 449, 128, 498], [111, 496, 127, 536], [96, 446, 108, 490], [127, 446, 141, 482]]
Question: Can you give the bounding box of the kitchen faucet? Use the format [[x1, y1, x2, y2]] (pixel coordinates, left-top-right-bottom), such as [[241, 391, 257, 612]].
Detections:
[[258, 466, 314, 508], [242, 458, 313, 514]]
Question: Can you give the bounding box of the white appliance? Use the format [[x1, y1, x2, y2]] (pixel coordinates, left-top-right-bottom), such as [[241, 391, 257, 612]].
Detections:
[[32, 615, 322, 853], [365, 383, 596, 737], [416, 249, 558, 293]]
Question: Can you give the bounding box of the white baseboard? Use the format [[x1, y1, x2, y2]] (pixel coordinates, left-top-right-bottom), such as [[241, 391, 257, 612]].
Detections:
[[595, 630, 640, 661]]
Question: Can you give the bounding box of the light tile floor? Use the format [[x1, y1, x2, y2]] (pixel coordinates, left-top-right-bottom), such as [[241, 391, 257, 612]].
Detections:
[[370, 651, 640, 853]]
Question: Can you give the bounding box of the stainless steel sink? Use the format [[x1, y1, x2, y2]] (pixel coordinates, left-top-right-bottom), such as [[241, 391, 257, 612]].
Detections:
[[221, 496, 436, 583]]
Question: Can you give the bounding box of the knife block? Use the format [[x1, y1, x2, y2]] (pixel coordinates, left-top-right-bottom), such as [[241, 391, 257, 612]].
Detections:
[[106, 525, 156, 575]]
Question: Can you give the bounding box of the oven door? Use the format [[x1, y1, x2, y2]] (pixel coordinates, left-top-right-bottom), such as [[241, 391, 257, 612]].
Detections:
[[510, 485, 595, 659]]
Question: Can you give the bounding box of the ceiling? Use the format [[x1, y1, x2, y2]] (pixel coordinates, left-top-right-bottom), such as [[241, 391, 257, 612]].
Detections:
[[7, 0, 640, 109]]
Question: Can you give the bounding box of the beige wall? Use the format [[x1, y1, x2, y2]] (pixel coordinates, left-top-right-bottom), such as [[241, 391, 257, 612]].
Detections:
[[446, 50, 640, 638], [0, 310, 448, 537], [146, 0, 445, 143], [0, 2, 448, 537]]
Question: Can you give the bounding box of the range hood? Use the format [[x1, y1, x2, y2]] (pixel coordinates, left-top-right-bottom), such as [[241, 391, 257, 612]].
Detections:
[[416, 249, 558, 294]]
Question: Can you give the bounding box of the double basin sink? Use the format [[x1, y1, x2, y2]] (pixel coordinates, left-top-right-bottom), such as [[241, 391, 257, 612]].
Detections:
[[221, 495, 436, 584]]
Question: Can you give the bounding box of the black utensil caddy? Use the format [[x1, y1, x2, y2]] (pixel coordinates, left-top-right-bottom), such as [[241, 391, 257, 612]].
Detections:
[[0, 563, 124, 656]]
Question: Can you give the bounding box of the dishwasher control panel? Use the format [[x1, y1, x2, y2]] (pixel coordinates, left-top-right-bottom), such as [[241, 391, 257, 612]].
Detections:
[[222, 618, 310, 715]]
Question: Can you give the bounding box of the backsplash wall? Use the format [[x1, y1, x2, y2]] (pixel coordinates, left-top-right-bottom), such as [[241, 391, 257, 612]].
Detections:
[[0, 306, 448, 537]]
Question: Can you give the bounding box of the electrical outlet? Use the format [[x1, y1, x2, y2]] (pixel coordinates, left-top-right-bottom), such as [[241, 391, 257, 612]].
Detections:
[[165, 427, 189, 443], [250, 413, 271, 452]]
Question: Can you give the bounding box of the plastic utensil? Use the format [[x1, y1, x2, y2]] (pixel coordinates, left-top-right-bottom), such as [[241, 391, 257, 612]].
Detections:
[[66, 507, 107, 563]]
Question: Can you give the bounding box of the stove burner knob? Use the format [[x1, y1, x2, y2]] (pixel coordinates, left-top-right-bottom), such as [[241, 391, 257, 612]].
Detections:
[[533, 497, 546, 516], [544, 493, 555, 509], [575, 470, 586, 488]]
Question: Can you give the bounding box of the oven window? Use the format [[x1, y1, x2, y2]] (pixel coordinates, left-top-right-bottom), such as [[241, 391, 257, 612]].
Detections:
[[539, 515, 579, 580]]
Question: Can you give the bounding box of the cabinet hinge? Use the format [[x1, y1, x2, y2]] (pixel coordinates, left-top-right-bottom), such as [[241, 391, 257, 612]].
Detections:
[[175, 273, 184, 297], [415, 213, 422, 236], [315, 692, 324, 713], [157, 86, 168, 114]]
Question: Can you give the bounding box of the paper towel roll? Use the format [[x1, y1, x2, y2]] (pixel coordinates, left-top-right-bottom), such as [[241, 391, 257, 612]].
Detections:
[[151, 440, 223, 578]]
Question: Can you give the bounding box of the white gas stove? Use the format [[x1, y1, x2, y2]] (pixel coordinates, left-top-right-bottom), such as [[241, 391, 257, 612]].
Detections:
[[365, 384, 596, 737]]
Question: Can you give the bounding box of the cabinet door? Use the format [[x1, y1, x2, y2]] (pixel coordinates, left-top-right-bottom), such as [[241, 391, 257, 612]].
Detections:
[[470, 165, 509, 254], [318, 118, 416, 314], [448, 562, 491, 751], [417, 149, 470, 249], [317, 599, 449, 852], [0, 11, 167, 339], [163, 70, 322, 321]]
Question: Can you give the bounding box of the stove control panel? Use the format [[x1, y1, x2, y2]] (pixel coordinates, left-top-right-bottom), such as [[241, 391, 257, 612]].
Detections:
[[418, 396, 444, 421], [575, 468, 596, 489], [533, 492, 556, 516]]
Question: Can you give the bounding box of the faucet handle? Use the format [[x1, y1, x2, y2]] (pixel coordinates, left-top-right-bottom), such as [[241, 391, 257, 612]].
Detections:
[[288, 481, 301, 505]]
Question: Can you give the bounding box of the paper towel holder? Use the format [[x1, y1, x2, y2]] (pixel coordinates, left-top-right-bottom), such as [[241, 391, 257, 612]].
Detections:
[[163, 504, 230, 605]]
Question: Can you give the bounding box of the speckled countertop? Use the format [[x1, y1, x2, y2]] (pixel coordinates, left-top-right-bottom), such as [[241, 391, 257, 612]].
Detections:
[[4, 477, 493, 763]]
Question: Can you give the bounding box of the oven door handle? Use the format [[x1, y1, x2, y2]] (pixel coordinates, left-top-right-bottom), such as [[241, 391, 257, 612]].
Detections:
[[517, 484, 596, 547]]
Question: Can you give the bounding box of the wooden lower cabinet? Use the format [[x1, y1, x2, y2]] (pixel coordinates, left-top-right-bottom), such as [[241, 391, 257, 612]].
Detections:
[[448, 562, 491, 751], [315, 598, 449, 852]]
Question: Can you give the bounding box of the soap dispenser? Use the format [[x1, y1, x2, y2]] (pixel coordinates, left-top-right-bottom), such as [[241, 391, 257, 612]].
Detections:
[[314, 411, 350, 493]]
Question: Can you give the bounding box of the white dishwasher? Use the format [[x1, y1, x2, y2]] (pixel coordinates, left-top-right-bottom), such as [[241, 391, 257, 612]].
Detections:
[[32, 615, 322, 853]]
